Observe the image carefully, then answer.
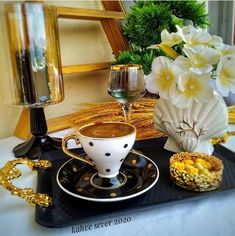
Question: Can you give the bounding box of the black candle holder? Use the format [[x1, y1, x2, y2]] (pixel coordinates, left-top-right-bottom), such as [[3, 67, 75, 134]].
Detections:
[[13, 108, 61, 159]]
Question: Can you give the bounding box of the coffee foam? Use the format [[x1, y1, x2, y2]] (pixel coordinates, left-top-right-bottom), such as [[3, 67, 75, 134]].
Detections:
[[80, 123, 135, 138]]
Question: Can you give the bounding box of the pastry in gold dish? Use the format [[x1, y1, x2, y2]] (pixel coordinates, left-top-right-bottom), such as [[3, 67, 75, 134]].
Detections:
[[170, 152, 223, 192]]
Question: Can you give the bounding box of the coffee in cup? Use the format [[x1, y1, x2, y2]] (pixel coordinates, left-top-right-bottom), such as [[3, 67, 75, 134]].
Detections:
[[79, 122, 134, 138]]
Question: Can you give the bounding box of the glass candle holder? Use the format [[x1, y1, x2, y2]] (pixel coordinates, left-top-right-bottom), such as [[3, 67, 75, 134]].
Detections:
[[0, 2, 64, 159]]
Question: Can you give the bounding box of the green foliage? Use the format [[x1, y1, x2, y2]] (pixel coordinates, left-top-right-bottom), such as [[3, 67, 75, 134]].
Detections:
[[161, 0, 209, 28], [114, 50, 162, 75], [115, 0, 209, 74], [124, 3, 178, 49]]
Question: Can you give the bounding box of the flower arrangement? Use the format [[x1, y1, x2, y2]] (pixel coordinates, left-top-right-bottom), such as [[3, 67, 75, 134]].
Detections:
[[145, 24, 235, 108], [115, 0, 209, 75]]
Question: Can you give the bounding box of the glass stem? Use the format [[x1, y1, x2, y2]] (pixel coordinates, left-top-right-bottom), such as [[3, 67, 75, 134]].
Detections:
[[121, 103, 132, 123]]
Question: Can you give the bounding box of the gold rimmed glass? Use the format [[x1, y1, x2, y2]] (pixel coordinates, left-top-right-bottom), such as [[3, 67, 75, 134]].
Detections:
[[108, 64, 145, 122]]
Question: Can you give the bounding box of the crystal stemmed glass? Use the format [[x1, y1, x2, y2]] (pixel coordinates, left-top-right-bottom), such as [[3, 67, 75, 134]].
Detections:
[[108, 64, 146, 122]]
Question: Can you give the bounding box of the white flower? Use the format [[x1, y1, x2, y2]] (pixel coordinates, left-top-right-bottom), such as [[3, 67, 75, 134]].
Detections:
[[173, 71, 214, 108], [174, 56, 191, 71], [215, 57, 235, 96], [174, 55, 210, 75], [145, 56, 182, 100], [161, 29, 182, 47], [207, 35, 223, 47], [176, 25, 211, 46], [183, 44, 220, 73], [216, 44, 235, 58]]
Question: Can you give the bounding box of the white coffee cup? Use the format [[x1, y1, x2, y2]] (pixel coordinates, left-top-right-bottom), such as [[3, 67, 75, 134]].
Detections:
[[62, 122, 136, 179]]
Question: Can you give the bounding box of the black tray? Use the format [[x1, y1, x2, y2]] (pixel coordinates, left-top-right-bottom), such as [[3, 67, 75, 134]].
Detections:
[[35, 138, 235, 228]]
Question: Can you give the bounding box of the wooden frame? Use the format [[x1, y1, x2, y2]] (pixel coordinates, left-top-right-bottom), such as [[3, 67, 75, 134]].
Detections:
[[62, 62, 112, 74], [56, 7, 125, 20], [14, 0, 129, 139], [59, 1, 128, 74]]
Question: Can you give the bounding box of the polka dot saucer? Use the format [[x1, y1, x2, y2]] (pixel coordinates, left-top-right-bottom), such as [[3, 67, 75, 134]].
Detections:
[[56, 150, 159, 202]]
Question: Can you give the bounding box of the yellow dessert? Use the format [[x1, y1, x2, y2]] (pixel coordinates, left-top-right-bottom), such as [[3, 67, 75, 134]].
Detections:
[[169, 152, 223, 192]]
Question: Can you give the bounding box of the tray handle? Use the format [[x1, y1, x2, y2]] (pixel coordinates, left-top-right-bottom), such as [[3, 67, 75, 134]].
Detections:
[[211, 131, 235, 145], [0, 158, 52, 207]]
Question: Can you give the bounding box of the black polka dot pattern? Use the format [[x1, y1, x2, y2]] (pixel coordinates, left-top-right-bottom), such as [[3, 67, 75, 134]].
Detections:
[[106, 169, 110, 172], [124, 144, 128, 148], [105, 153, 111, 156], [89, 142, 94, 146]]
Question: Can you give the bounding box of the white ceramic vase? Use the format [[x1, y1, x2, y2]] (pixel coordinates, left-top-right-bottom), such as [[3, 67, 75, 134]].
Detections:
[[153, 92, 228, 155]]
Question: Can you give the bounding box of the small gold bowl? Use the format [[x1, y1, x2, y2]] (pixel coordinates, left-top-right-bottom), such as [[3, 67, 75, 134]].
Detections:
[[170, 152, 223, 192]]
